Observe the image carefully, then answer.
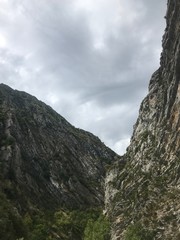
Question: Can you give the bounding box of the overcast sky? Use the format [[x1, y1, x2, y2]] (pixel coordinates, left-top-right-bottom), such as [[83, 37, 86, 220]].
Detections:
[[0, 0, 166, 154]]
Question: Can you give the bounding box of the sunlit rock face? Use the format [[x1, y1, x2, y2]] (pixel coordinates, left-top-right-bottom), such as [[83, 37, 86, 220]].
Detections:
[[0, 83, 117, 211], [105, 0, 180, 239]]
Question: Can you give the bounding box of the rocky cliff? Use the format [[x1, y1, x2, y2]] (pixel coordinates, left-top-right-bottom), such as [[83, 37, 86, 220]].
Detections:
[[105, 0, 180, 239], [1, 0, 180, 239], [0, 83, 117, 213]]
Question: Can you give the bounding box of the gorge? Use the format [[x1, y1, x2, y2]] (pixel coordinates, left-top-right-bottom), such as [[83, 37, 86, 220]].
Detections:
[[0, 0, 180, 239]]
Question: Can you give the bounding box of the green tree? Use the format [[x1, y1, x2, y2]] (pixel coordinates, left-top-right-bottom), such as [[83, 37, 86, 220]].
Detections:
[[84, 215, 110, 240], [124, 222, 155, 240], [0, 191, 27, 240]]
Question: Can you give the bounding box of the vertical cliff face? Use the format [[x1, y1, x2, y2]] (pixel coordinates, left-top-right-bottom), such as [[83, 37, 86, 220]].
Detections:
[[106, 0, 180, 239]]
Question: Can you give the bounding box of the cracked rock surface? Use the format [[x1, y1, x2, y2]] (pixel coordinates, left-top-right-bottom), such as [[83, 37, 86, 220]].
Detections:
[[105, 1, 180, 239], [0, 84, 117, 211]]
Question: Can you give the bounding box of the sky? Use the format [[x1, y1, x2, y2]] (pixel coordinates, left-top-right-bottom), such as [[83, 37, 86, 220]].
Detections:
[[0, 0, 166, 155]]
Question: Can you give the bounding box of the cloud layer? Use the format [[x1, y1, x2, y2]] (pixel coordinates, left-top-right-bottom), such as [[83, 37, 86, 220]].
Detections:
[[0, 0, 166, 154]]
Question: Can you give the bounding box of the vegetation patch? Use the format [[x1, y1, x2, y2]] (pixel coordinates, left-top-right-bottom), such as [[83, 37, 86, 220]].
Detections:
[[124, 222, 155, 240], [0, 199, 110, 240]]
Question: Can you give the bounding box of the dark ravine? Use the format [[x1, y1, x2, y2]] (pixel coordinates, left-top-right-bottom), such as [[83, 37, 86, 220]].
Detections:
[[105, 0, 180, 239], [0, 83, 118, 213]]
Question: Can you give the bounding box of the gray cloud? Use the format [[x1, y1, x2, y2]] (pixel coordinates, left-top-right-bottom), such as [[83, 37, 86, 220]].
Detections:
[[0, 0, 166, 154]]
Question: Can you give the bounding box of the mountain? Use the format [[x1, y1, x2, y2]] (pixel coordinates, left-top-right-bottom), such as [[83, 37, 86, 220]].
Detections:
[[1, 0, 180, 239], [0, 83, 118, 239], [105, 0, 180, 239]]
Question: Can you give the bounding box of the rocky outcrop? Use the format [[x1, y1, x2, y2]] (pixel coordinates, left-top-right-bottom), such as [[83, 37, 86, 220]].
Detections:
[[106, 0, 180, 239], [0, 84, 118, 211]]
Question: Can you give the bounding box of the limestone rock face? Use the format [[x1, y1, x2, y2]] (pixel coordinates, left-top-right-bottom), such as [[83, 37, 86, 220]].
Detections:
[[0, 84, 117, 211], [106, 0, 180, 239]]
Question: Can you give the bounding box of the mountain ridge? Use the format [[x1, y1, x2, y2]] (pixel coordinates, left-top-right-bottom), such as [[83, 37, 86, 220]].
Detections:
[[0, 83, 118, 212]]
